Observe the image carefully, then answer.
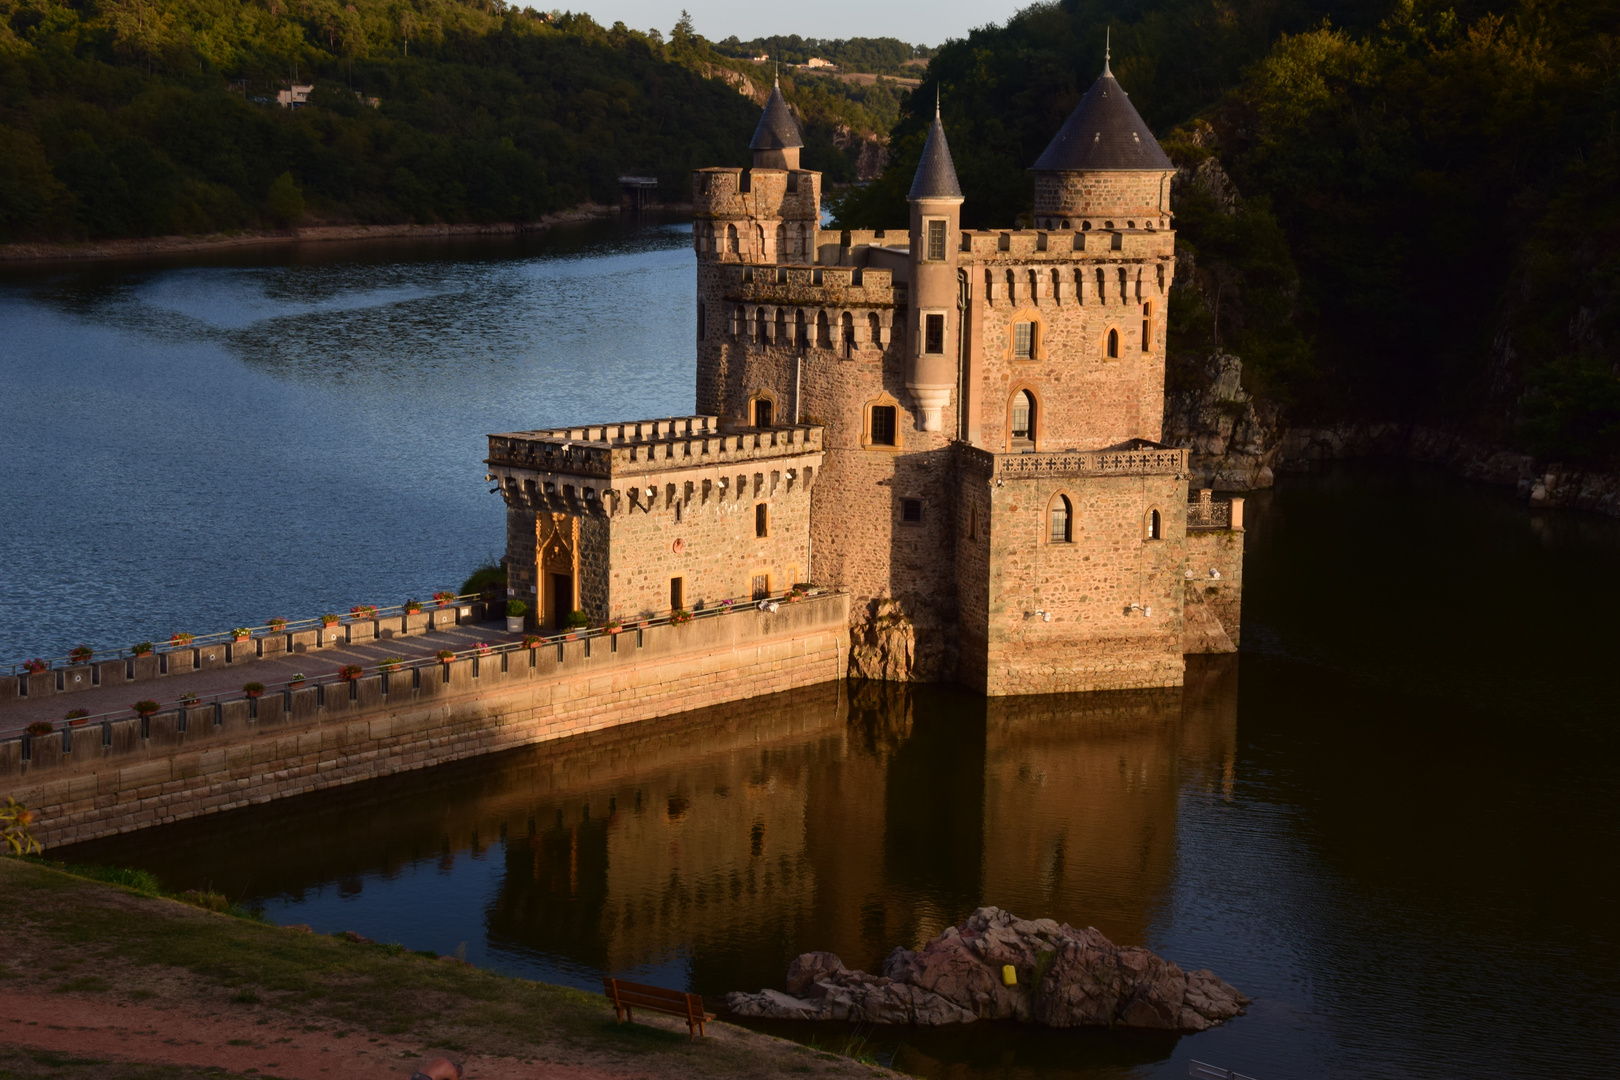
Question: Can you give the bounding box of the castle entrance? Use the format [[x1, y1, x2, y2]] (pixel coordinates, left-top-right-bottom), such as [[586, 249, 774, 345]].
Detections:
[[536, 512, 580, 631], [549, 573, 575, 631]]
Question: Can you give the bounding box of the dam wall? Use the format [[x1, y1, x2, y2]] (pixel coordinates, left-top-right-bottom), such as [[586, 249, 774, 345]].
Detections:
[[1, 593, 848, 848]]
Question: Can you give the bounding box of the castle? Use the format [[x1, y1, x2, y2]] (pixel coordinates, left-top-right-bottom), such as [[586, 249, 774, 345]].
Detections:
[[488, 54, 1245, 695]]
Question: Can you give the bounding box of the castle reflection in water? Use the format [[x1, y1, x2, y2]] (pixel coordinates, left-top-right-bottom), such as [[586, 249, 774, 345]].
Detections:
[[65, 659, 1237, 1002]]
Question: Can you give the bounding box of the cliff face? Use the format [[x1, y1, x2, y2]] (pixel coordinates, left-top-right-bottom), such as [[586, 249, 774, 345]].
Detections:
[[1164, 353, 1283, 490]]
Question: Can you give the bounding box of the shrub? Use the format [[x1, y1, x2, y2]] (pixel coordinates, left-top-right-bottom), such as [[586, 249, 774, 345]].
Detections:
[[130, 642, 154, 656], [1, 798, 41, 856], [338, 664, 363, 681], [242, 682, 265, 697], [68, 646, 93, 664], [25, 721, 53, 736], [170, 632, 194, 646], [21, 658, 47, 674], [130, 700, 160, 717], [506, 599, 528, 617], [566, 609, 591, 629], [460, 559, 507, 596]]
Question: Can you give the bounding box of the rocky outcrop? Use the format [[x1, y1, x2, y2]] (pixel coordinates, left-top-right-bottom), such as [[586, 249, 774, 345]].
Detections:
[[725, 906, 1249, 1032], [847, 598, 919, 682], [1164, 353, 1284, 490]]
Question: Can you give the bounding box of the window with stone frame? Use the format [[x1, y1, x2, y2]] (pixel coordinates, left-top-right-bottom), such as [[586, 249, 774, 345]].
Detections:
[[1107, 328, 1120, 359], [1049, 495, 1073, 543], [1011, 390, 1036, 449], [1014, 321, 1035, 359], [924, 313, 945, 354], [900, 498, 923, 524], [755, 502, 769, 538], [926, 219, 947, 261], [870, 404, 897, 447], [753, 397, 773, 427], [1141, 302, 1153, 351]]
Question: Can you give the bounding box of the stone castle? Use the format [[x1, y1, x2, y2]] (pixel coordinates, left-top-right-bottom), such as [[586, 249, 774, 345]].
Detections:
[[489, 54, 1245, 695]]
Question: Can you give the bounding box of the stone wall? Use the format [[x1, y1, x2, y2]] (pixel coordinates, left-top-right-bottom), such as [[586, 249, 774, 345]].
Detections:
[[1, 594, 849, 848], [1032, 171, 1175, 223], [1183, 529, 1244, 650]]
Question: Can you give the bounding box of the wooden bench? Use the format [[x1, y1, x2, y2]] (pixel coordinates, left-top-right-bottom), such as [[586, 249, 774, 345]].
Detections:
[[602, 977, 715, 1040]]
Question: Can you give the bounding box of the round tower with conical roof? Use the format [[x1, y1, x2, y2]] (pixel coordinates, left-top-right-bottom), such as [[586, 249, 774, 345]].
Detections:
[[751, 76, 803, 170], [1030, 45, 1175, 230], [906, 98, 965, 432]]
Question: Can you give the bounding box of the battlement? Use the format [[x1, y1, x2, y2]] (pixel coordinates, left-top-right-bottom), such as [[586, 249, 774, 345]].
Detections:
[[722, 263, 897, 308], [958, 440, 1187, 478], [960, 228, 1174, 262], [692, 167, 820, 222]]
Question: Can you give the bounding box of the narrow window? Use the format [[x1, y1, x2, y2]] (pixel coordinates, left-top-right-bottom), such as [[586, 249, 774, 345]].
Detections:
[[775, 308, 787, 344], [867, 313, 881, 349], [755, 502, 769, 537], [926, 219, 946, 261], [1107, 329, 1120, 359], [795, 309, 808, 348], [696, 302, 706, 341], [1148, 509, 1162, 540], [752, 573, 771, 600], [670, 577, 684, 611], [755, 224, 765, 255], [796, 222, 807, 255], [1011, 390, 1035, 449], [968, 504, 977, 540], [1111, 232, 1123, 251], [753, 398, 773, 427], [816, 310, 831, 348], [1142, 302, 1152, 351], [841, 311, 855, 357], [775, 223, 785, 256], [870, 404, 897, 446], [1014, 321, 1034, 359], [756, 308, 768, 345], [726, 224, 738, 253], [1049, 496, 1072, 543], [901, 498, 923, 523], [924, 313, 945, 354]]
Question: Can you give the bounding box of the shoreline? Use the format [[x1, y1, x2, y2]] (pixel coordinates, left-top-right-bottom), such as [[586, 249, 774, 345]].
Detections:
[[0, 202, 660, 263]]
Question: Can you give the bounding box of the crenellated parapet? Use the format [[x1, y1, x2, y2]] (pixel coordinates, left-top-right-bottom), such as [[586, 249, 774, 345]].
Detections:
[[692, 168, 821, 264], [959, 228, 1176, 307]]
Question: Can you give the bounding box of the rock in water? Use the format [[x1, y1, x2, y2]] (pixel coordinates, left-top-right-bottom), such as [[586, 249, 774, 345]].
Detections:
[[725, 906, 1249, 1032]]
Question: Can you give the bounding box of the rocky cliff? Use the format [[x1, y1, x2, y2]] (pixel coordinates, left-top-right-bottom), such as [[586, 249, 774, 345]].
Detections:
[[726, 906, 1249, 1031]]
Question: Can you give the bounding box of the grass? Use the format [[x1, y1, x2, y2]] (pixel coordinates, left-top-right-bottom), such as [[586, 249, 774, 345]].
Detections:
[[0, 857, 886, 1080]]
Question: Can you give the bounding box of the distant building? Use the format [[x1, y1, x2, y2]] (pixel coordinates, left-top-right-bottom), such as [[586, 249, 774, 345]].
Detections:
[[804, 57, 835, 69], [276, 84, 314, 108]]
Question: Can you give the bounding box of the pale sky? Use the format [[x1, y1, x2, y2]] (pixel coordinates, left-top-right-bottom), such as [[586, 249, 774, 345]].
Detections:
[[537, 0, 1030, 46]]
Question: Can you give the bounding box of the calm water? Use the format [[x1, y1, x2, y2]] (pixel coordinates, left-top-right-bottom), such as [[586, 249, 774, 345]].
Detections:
[[14, 229, 1619, 1080]]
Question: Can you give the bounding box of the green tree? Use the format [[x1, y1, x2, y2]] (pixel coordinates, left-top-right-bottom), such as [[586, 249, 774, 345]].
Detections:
[[265, 170, 305, 224]]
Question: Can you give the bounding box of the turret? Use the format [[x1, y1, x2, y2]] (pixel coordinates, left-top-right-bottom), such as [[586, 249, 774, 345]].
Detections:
[[1029, 42, 1175, 230], [906, 99, 964, 433], [751, 77, 803, 170]]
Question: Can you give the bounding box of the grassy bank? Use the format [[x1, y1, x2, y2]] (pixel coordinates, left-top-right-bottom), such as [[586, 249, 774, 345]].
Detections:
[[0, 857, 886, 1079]]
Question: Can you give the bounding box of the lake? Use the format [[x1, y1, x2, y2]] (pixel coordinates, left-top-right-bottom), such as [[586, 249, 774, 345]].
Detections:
[[6, 221, 1616, 1080]]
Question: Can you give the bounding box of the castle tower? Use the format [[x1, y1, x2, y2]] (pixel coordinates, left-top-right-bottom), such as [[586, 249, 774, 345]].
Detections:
[[906, 100, 964, 432], [1029, 45, 1175, 229], [751, 76, 803, 170]]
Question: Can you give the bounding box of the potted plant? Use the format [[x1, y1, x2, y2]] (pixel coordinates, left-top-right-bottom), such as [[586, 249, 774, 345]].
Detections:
[[243, 682, 266, 698], [21, 658, 47, 674], [436, 649, 455, 662], [433, 591, 455, 608], [231, 628, 252, 642], [130, 700, 160, 717], [378, 657, 403, 673], [349, 604, 379, 620], [474, 642, 493, 656], [179, 692, 200, 706], [25, 721, 53, 737], [669, 608, 693, 625], [404, 599, 423, 614], [338, 664, 363, 681], [69, 646, 93, 665], [320, 613, 340, 627], [522, 635, 542, 649], [289, 673, 306, 686], [267, 617, 288, 632], [604, 618, 623, 634], [505, 599, 528, 633], [719, 598, 735, 613], [170, 632, 195, 646], [131, 641, 154, 657], [65, 709, 89, 726]]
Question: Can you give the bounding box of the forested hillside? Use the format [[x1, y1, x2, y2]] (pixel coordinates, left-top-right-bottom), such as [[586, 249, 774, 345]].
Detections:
[[841, 0, 1620, 464], [0, 1, 895, 241]]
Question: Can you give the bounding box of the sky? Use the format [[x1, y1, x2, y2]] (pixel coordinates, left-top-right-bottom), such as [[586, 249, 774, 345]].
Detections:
[[533, 0, 1031, 45]]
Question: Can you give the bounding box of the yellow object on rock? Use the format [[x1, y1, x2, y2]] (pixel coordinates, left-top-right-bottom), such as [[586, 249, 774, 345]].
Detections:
[[1002, 964, 1017, 986]]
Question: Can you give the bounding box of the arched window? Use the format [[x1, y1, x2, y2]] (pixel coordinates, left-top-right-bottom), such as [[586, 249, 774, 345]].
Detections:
[[841, 311, 855, 357], [1049, 495, 1072, 543], [726, 224, 738, 253], [755, 307, 768, 345], [816, 310, 831, 349], [754, 224, 765, 256], [867, 312, 882, 349], [774, 223, 785, 258], [753, 397, 773, 427], [1107, 329, 1120, 359], [1060, 219, 1071, 230], [1141, 302, 1152, 351], [774, 308, 787, 344], [1147, 509, 1162, 540], [794, 309, 808, 348], [1011, 389, 1036, 450]]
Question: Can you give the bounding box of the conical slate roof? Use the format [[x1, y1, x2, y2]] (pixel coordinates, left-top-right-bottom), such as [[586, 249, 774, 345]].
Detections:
[[750, 79, 804, 151], [1031, 64, 1172, 172], [908, 105, 963, 200]]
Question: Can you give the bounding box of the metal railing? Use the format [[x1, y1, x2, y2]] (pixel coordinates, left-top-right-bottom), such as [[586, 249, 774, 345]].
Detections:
[[3, 593, 485, 678], [1186, 499, 1234, 530], [2, 587, 834, 740]]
